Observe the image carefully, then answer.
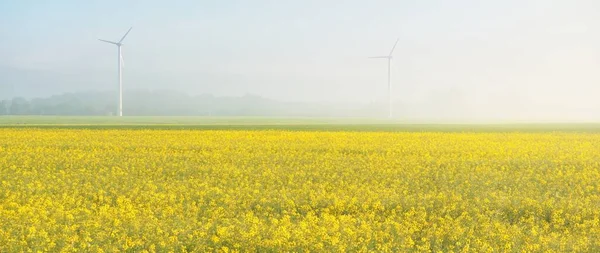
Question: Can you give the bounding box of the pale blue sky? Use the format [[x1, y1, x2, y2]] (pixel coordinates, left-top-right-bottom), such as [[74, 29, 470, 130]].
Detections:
[[1, 0, 600, 119]]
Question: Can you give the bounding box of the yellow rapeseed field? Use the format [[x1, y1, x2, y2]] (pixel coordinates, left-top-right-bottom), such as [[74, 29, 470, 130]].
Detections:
[[1, 129, 600, 252]]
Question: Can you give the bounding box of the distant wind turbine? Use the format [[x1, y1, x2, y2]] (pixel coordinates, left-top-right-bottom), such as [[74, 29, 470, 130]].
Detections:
[[98, 27, 133, 117], [369, 38, 400, 118]]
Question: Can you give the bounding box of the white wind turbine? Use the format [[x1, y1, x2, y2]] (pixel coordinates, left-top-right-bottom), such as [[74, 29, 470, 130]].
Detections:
[[99, 27, 133, 117], [369, 38, 400, 118]]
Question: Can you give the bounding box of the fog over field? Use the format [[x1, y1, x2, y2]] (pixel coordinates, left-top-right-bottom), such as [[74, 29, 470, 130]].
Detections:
[[1, 1, 600, 120]]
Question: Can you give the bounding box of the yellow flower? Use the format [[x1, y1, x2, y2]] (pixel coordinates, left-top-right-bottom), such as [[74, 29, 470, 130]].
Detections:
[[0, 129, 599, 251]]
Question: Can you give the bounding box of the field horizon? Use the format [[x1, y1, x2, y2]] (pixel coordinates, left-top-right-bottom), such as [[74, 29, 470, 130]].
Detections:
[[2, 115, 600, 132]]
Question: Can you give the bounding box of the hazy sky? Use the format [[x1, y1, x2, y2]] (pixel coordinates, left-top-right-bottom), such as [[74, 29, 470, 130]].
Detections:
[[1, 0, 600, 119]]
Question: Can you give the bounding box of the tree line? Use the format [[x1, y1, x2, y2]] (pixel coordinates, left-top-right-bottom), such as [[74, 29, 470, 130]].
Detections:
[[0, 90, 383, 117]]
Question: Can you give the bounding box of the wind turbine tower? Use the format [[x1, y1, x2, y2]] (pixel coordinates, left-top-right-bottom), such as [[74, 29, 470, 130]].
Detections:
[[369, 38, 400, 118], [99, 27, 133, 117]]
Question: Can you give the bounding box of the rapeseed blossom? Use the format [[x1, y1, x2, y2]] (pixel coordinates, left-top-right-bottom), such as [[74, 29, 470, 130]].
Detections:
[[0, 129, 599, 251]]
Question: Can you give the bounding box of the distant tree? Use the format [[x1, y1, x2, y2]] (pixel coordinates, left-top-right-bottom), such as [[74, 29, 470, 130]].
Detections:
[[9, 97, 31, 115], [0, 100, 9, 115], [30, 98, 47, 115]]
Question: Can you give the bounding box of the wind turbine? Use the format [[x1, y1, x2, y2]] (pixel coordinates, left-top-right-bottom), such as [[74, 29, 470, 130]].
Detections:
[[369, 38, 400, 118], [98, 27, 132, 117]]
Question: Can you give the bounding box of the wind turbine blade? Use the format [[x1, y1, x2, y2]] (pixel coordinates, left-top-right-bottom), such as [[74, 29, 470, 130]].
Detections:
[[118, 27, 133, 43], [120, 54, 124, 67], [368, 56, 389, 59], [98, 39, 118, 45], [388, 37, 400, 56]]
